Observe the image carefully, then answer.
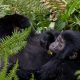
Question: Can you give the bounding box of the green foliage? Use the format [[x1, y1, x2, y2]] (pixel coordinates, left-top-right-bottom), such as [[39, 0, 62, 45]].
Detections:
[[75, 70, 80, 80], [0, 55, 8, 80], [55, 19, 66, 31], [0, 28, 31, 56], [0, 27, 31, 80], [0, 59, 19, 80], [30, 73, 35, 80], [6, 61, 19, 80], [55, 0, 80, 31], [61, 0, 80, 21]]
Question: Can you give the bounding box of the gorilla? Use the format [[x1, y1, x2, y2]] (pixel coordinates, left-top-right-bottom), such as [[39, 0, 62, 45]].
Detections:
[[0, 13, 30, 68], [0, 13, 60, 80], [0, 13, 30, 38], [8, 29, 59, 80], [38, 30, 80, 80], [49, 30, 80, 59]]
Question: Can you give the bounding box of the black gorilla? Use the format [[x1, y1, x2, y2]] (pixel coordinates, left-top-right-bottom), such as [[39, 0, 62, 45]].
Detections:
[[0, 13, 30, 38], [0, 14, 60, 80], [38, 30, 80, 80], [0, 13, 30, 70], [49, 30, 80, 59]]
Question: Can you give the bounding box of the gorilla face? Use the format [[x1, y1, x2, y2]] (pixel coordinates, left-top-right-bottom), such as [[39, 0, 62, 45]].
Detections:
[[49, 35, 65, 53], [49, 30, 80, 59]]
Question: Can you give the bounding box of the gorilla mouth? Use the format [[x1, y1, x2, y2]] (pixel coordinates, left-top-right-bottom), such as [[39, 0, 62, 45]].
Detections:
[[48, 49, 78, 59]]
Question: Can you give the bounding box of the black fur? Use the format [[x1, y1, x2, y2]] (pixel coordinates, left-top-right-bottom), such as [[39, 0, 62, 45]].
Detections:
[[51, 30, 80, 59], [0, 16, 60, 80], [40, 29, 59, 50], [0, 13, 30, 38], [0, 13, 60, 80], [38, 30, 80, 80], [8, 29, 60, 80]]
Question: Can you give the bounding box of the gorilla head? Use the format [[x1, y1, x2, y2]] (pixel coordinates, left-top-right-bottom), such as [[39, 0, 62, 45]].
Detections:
[[49, 30, 80, 59], [40, 29, 60, 50]]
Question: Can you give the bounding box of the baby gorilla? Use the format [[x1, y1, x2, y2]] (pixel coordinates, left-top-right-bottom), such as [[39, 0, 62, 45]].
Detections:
[[0, 13, 30, 38], [49, 30, 80, 59], [38, 30, 80, 80]]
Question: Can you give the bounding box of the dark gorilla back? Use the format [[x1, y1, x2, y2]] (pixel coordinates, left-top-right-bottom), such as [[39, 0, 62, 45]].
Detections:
[[0, 13, 30, 70], [0, 13, 30, 38]]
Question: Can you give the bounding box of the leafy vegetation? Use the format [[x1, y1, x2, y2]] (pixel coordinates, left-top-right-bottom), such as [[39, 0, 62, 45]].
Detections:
[[55, 0, 80, 31], [0, 27, 31, 80]]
